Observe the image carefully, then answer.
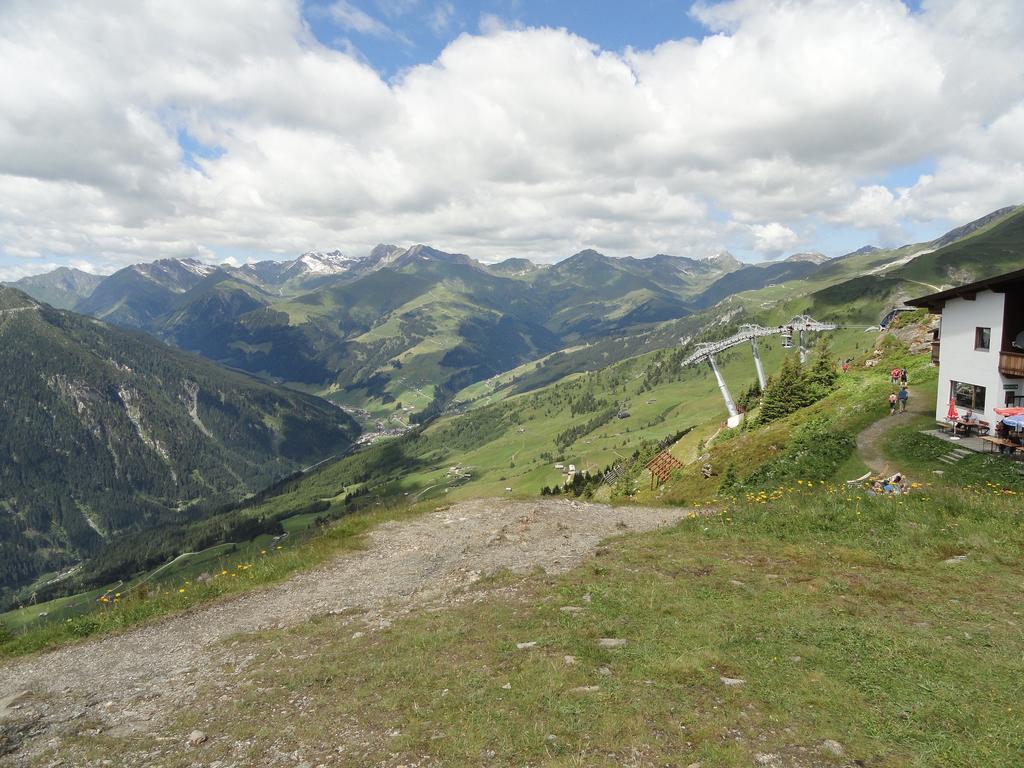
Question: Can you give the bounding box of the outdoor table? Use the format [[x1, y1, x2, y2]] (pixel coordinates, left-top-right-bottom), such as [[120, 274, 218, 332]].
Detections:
[[981, 436, 1024, 455], [953, 419, 989, 436]]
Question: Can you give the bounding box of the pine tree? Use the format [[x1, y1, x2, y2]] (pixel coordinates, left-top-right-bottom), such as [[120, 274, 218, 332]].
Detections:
[[806, 336, 838, 398], [758, 353, 812, 423], [736, 380, 762, 411]]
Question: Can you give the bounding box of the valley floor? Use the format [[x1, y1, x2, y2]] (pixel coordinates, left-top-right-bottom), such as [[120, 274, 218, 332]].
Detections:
[[0, 499, 691, 766]]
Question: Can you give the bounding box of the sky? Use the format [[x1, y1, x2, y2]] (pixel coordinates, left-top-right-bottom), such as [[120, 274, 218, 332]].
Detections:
[[1, 0, 1023, 280]]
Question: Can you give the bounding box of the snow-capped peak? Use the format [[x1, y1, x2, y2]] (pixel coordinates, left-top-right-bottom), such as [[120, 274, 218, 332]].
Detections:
[[178, 259, 217, 277], [702, 250, 732, 262], [287, 250, 360, 276], [700, 250, 743, 270]]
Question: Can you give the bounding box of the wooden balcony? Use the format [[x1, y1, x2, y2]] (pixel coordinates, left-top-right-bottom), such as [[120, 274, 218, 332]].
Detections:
[[931, 341, 941, 365], [1000, 350, 1024, 378]]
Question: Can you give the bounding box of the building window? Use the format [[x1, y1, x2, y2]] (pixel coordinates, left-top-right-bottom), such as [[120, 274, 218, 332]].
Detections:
[[952, 381, 986, 411], [975, 327, 991, 350]]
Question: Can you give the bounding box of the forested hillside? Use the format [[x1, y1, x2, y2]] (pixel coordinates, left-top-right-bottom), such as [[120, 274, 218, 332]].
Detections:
[[0, 288, 360, 597]]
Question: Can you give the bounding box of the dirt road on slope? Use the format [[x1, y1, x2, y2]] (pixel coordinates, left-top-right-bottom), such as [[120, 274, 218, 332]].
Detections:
[[0, 498, 692, 764], [855, 386, 929, 474]]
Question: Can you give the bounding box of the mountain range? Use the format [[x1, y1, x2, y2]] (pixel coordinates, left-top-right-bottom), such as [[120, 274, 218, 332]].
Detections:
[[8, 208, 1024, 430], [5, 208, 1022, 427], [2, 203, 1023, 604], [0, 286, 359, 596], [5, 243, 846, 422]]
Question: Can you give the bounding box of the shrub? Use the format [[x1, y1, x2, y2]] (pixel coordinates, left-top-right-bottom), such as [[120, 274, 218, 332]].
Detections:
[[65, 614, 102, 638], [744, 417, 856, 488], [758, 353, 813, 424]]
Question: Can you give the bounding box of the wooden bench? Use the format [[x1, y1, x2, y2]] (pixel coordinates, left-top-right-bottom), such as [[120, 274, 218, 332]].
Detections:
[[937, 420, 991, 436], [981, 436, 1024, 455]]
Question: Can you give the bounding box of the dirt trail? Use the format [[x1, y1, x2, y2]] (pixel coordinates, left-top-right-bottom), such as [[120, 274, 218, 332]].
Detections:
[[0, 498, 691, 763], [855, 385, 929, 474]]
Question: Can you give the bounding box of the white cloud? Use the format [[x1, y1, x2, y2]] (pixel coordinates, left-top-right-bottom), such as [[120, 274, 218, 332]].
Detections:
[[749, 222, 799, 257], [830, 186, 898, 230], [428, 2, 455, 34], [0, 0, 1023, 277], [329, 1, 394, 37]]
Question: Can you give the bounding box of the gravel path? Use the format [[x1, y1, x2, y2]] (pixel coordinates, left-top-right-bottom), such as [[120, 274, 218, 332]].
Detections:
[[855, 386, 928, 474], [0, 498, 692, 763]]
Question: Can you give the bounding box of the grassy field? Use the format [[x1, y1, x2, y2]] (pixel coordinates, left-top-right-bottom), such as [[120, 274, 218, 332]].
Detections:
[[398, 328, 873, 505], [63, 476, 1024, 767], [0, 328, 877, 652]]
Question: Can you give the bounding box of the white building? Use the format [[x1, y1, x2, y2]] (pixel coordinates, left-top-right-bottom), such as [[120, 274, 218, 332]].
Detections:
[[908, 268, 1024, 424]]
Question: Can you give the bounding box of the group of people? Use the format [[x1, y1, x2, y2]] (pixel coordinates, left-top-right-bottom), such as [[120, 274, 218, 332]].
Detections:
[[888, 367, 910, 415], [868, 472, 908, 496], [994, 418, 1024, 453]]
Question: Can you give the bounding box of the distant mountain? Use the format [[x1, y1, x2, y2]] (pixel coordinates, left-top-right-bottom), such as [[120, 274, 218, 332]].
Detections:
[[5, 266, 104, 309], [700, 250, 744, 271], [12, 205, 1019, 435], [785, 251, 828, 265], [64, 244, 747, 419], [930, 205, 1019, 250], [75, 258, 218, 326], [841, 245, 880, 258], [485, 258, 541, 277], [277, 250, 361, 281], [688, 259, 820, 310], [808, 205, 1024, 322], [0, 287, 359, 595]]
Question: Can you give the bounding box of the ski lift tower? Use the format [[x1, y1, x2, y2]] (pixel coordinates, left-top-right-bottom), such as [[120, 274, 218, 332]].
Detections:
[[739, 324, 769, 390], [680, 315, 837, 423], [680, 324, 776, 428], [788, 315, 838, 364]]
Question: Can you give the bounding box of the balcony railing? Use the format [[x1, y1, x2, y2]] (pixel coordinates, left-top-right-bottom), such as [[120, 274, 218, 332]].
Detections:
[[931, 341, 941, 365], [1000, 350, 1024, 378]]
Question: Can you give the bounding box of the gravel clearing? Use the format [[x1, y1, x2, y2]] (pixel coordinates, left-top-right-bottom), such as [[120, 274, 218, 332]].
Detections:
[[0, 498, 692, 764]]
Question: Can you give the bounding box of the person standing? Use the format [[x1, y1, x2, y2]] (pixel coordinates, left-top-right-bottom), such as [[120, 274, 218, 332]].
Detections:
[[889, 391, 898, 415], [842, 361, 850, 373], [898, 385, 909, 413]]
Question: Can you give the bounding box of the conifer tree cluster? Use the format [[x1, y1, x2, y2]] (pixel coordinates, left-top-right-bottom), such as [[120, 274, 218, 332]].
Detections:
[[757, 339, 838, 424]]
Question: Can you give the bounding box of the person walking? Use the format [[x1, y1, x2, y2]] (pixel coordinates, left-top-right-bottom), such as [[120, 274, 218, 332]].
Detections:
[[890, 367, 900, 385], [889, 391, 898, 415], [900, 368, 908, 386], [842, 361, 850, 374], [898, 385, 909, 413]]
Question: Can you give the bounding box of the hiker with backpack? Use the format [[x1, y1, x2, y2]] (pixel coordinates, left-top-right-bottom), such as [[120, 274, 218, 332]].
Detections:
[[889, 391, 898, 415]]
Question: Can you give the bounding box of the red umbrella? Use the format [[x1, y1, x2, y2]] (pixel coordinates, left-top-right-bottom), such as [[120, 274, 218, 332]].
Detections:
[[946, 399, 959, 421]]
